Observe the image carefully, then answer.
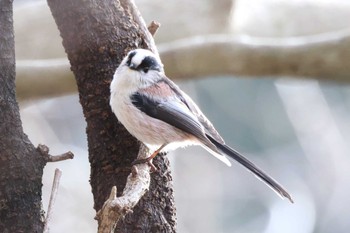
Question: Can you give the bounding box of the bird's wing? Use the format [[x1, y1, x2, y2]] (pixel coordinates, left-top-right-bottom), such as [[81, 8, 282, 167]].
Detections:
[[157, 77, 225, 144], [179, 90, 225, 144], [131, 91, 213, 149], [131, 90, 232, 166]]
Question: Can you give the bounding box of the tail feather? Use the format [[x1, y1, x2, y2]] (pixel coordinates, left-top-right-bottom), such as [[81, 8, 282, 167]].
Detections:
[[202, 145, 232, 167], [207, 135, 293, 203]]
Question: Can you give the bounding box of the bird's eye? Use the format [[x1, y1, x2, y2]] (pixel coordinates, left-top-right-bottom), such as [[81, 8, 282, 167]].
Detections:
[[143, 67, 149, 73]]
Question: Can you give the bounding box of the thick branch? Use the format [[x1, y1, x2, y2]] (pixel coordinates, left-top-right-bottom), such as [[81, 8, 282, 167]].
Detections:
[[0, 1, 46, 231], [47, 0, 177, 232], [95, 17, 167, 233]]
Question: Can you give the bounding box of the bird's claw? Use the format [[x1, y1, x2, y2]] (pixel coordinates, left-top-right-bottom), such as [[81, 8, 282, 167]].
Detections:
[[132, 158, 158, 173]]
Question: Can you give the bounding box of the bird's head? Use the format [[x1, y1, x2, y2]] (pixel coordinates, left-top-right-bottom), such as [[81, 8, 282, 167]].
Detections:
[[112, 49, 164, 92], [124, 49, 163, 73]]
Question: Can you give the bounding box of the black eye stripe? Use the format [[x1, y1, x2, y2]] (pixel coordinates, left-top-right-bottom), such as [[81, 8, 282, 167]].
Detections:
[[136, 56, 160, 72], [126, 51, 137, 66]]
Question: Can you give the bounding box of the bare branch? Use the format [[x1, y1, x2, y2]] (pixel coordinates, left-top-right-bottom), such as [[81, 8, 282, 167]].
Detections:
[[43, 169, 62, 233], [148, 21, 161, 36], [16, 58, 75, 100], [159, 30, 350, 82], [16, 30, 350, 100], [37, 144, 74, 162], [96, 144, 151, 233]]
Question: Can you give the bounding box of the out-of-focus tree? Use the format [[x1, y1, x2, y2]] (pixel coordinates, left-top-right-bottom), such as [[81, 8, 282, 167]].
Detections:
[[0, 0, 72, 232], [0, 0, 45, 231]]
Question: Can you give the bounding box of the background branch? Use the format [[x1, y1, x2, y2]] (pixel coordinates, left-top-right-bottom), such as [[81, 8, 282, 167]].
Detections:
[[16, 59, 75, 100], [159, 30, 350, 82], [16, 30, 350, 100]]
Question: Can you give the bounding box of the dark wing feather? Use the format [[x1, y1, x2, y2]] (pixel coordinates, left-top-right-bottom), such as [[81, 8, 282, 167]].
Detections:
[[157, 78, 225, 144], [131, 92, 218, 151]]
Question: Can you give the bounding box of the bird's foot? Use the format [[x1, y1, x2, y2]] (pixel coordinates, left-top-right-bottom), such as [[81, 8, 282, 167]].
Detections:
[[131, 144, 167, 172], [132, 158, 158, 172]]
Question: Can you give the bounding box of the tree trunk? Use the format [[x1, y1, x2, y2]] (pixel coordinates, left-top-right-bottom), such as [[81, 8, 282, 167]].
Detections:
[[0, 0, 46, 232], [47, 0, 177, 232]]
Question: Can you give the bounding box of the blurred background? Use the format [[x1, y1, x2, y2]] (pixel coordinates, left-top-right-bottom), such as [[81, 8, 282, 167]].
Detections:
[[14, 0, 350, 232]]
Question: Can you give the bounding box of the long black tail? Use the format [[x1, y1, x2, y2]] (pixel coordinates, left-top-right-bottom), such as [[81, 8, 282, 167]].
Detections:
[[208, 135, 293, 203]]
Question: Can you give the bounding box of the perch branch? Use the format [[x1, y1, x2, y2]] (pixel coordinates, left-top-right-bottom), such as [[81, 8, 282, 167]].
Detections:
[[37, 144, 74, 162], [43, 168, 62, 233], [95, 144, 151, 233]]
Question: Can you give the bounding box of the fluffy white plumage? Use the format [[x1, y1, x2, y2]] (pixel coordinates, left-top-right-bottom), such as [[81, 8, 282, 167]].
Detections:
[[110, 49, 231, 165], [110, 48, 293, 203]]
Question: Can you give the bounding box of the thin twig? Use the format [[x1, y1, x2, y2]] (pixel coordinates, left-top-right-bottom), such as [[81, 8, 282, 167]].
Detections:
[[43, 169, 62, 233], [147, 21, 160, 36], [37, 144, 74, 162], [47, 151, 74, 162]]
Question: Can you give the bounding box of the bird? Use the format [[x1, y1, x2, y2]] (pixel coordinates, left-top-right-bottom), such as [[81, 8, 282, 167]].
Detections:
[[110, 48, 293, 203]]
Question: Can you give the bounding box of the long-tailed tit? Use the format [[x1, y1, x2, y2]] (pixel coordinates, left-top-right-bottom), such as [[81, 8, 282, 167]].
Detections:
[[110, 48, 293, 203]]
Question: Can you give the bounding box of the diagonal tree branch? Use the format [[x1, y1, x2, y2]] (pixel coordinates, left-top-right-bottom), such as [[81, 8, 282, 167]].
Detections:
[[94, 19, 170, 232], [47, 0, 177, 232]]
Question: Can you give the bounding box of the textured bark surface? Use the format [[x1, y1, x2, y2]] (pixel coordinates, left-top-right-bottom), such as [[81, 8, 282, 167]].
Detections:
[[47, 0, 177, 232], [0, 0, 46, 232]]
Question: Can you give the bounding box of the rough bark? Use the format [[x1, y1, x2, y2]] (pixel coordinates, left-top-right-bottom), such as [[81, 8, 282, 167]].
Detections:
[[47, 0, 177, 232], [0, 0, 46, 232]]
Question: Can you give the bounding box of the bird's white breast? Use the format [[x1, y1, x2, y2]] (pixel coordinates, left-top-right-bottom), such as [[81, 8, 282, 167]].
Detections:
[[110, 70, 196, 151]]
